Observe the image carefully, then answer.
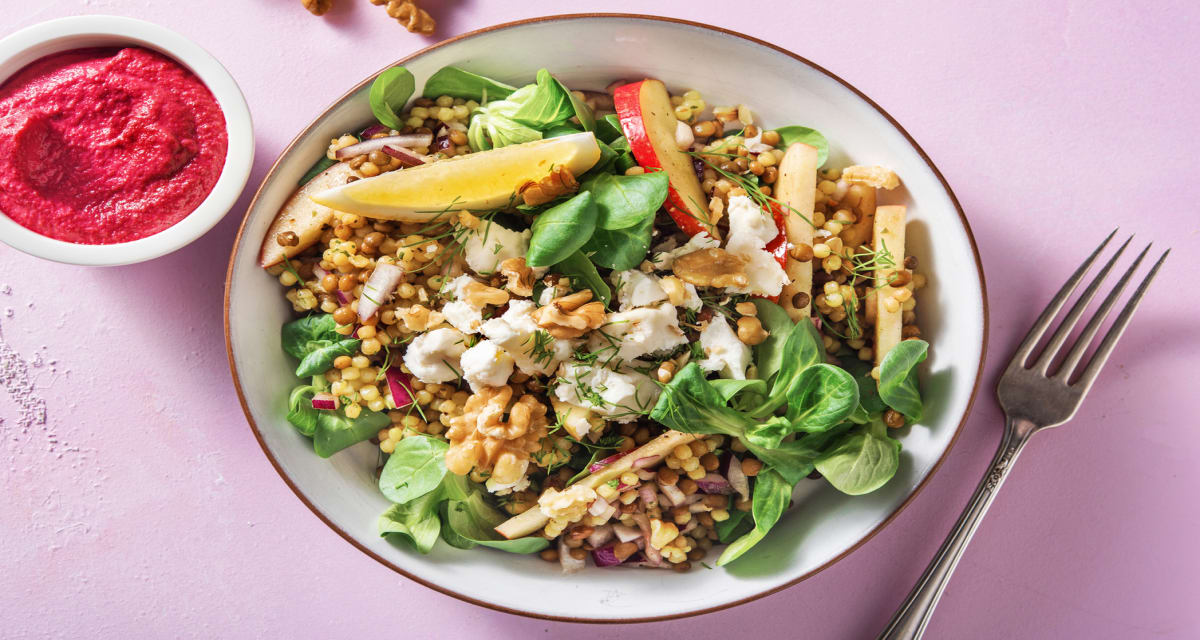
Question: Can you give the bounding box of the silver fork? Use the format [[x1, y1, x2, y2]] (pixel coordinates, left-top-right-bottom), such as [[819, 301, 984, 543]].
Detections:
[[878, 230, 1169, 640]]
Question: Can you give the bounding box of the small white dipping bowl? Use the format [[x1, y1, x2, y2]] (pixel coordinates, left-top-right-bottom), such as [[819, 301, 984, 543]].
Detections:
[[0, 15, 253, 266], [225, 14, 988, 623]]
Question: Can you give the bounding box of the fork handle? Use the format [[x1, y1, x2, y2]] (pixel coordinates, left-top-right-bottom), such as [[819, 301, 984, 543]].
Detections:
[[878, 417, 1037, 640]]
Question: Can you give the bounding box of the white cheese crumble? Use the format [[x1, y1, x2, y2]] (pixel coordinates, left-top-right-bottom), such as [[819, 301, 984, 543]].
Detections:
[[441, 274, 487, 334], [554, 363, 661, 423], [460, 339, 515, 391], [611, 269, 668, 311], [724, 195, 788, 296], [593, 302, 687, 362], [699, 315, 752, 380], [480, 300, 574, 375], [463, 222, 530, 275], [651, 232, 719, 269], [402, 327, 469, 384], [486, 469, 531, 495]]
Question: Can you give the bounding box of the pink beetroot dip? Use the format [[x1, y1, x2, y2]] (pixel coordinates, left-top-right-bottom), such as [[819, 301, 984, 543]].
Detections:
[[0, 47, 228, 244]]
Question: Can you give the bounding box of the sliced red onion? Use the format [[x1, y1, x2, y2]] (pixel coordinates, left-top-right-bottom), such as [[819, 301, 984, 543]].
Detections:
[[311, 393, 338, 411], [596, 503, 617, 525], [586, 524, 614, 549], [559, 538, 584, 573], [313, 265, 329, 280], [334, 290, 351, 305], [696, 473, 734, 495], [632, 455, 661, 470], [613, 523, 641, 543], [358, 262, 404, 321], [385, 366, 415, 409], [638, 485, 657, 506], [433, 124, 452, 153], [589, 452, 625, 473], [683, 493, 704, 505], [361, 124, 390, 138], [728, 456, 750, 501], [588, 495, 610, 517], [382, 145, 425, 167], [334, 133, 432, 159], [632, 512, 651, 536], [642, 538, 663, 565], [591, 544, 627, 568], [634, 468, 656, 482], [659, 482, 686, 507]]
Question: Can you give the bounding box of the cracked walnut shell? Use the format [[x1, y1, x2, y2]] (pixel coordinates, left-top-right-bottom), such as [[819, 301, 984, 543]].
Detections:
[[445, 386, 549, 485], [672, 247, 750, 289]]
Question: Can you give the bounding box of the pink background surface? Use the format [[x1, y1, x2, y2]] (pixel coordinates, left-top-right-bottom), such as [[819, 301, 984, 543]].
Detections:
[[2, 2, 1198, 638]]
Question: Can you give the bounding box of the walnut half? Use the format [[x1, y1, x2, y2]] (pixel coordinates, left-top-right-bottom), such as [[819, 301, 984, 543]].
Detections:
[[672, 247, 750, 289], [519, 166, 579, 207], [498, 257, 535, 297], [445, 385, 549, 485], [531, 290, 606, 339]]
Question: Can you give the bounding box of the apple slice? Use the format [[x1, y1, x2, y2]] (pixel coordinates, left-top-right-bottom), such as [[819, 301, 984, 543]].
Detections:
[[873, 205, 907, 368], [774, 142, 820, 320], [311, 132, 601, 222], [613, 80, 712, 238], [258, 162, 355, 268]]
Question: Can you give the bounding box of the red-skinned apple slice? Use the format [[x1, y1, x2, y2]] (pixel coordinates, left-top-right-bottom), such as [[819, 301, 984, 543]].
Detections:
[[258, 162, 355, 268], [613, 80, 713, 238]]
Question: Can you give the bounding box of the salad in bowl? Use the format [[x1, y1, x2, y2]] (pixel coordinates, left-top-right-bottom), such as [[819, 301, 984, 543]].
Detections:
[[258, 63, 930, 573]]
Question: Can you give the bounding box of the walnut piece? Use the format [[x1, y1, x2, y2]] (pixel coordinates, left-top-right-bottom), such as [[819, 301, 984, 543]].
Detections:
[[531, 290, 606, 339], [499, 257, 535, 297], [445, 386, 549, 485], [841, 165, 901, 190], [672, 247, 750, 289], [460, 279, 510, 308], [539, 485, 597, 522], [400, 304, 444, 331], [519, 166, 579, 207], [385, 0, 436, 34], [301, 0, 333, 15]]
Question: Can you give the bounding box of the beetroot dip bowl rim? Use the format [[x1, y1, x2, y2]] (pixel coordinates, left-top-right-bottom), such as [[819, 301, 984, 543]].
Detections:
[[0, 15, 253, 266]]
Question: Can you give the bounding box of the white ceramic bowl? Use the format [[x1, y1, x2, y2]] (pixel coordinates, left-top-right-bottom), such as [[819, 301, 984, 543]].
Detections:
[[225, 14, 988, 622], [0, 16, 253, 266]]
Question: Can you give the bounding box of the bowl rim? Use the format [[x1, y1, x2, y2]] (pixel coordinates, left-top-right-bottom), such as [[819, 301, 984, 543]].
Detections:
[[223, 12, 989, 624], [0, 15, 254, 266]]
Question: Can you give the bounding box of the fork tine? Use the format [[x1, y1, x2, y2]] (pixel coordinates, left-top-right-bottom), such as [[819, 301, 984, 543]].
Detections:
[[1054, 243, 1152, 380], [1008, 229, 1117, 369], [1071, 249, 1169, 392], [1032, 235, 1132, 373]]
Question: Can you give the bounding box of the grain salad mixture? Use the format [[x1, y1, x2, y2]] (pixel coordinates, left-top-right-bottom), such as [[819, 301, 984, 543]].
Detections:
[[259, 65, 931, 571]]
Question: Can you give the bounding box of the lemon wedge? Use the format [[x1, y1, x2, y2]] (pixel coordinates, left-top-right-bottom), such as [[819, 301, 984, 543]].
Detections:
[[311, 131, 602, 221]]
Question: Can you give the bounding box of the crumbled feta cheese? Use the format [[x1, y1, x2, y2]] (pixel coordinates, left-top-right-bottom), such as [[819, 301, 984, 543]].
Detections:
[[742, 129, 773, 154], [724, 195, 788, 297], [651, 232, 719, 269], [402, 327, 469, 383], [554, 363, 661, 423], [440, 274, 487, 334], [681, 281, 703, 311], [481, 300, 575, 375], [699, 315, 752, 380], [593, 302, 687, 362], [463, 222, 530, 275], [611, 270, 668, 311], [460, 339, 515, 391], [486, 468, 531, 495], [537, 285, 558, 306]]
